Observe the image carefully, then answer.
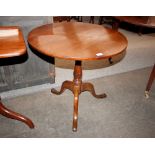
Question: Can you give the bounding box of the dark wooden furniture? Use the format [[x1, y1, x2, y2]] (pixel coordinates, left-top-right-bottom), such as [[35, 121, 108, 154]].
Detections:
[[89, 16, 95, 24], [0, 26, 34, 128], [98, 16, 105, 25], [113, 16, 155, 35], [145, 64, 155, 98], [53, 16, 83, 22], [28, 22, 128, 131], [70, 16, 83, 22], [53, 16, 70, 22], [0, 16, 55, 92]]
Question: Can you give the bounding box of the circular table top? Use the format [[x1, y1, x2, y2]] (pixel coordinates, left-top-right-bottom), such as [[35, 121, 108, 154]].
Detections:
[[28, 22, 128, 61], [114, 16, 155, 28], [0, 26, 26, 59]]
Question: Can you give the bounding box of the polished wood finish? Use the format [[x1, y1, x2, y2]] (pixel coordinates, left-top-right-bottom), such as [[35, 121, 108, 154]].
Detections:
[[0, 26, 34, 128], [28, 22, 128, 131], [145, 64, 155, 98], [0, 26, 26, 58], [0, 17, 55, 92], [28, 22, 127, 60], [0, 16, 55, 92]]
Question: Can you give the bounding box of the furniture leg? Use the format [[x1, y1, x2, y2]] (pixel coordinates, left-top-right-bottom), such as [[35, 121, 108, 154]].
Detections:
[[72, 61, 82, 131], [72, 87, 79, 132], [51, 80, 74, 95], [79, 16, 83, 22], [98, 16, 104, 25], [89, 16, 95, 24], [112, 19, 120, 31], [145, 64, 155, 98], [70, 16, 82, 22], [138, 26, 143, 36], [81, 82, 107, 98], [0, 97, 34, 128]]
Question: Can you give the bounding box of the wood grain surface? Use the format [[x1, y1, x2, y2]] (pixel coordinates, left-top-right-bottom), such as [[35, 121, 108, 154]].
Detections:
[[28, 22, 128, 60], [0, 26, 26, 58]]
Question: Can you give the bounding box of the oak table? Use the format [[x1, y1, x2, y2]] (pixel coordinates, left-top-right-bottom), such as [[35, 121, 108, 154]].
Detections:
[[28, 22, 128, 131], [0, 26, 34, 128]]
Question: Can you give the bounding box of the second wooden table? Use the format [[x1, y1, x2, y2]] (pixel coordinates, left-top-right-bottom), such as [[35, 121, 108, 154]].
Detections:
[[0, 26, 34, 128]]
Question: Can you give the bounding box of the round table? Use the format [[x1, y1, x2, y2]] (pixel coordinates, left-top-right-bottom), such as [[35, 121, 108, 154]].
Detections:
[[28, 22, 128, 131], [0, 26, 34, 128]]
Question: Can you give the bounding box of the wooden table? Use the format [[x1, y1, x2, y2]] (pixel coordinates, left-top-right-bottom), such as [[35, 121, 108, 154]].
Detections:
[[28, 22, 128, 131], [0, 26, 34, 128], [113, 16, 155, 35]]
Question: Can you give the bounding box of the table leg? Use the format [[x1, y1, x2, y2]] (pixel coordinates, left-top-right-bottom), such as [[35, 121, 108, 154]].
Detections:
[[138, 26, 143, 36], [51, 60, 107, 131], [81, 82, 107, 98], [0, 97, 34, 128], [51, 80, 74, 95], [71, 61, 82, 131], [112, 19, 120, 31], [89, 16, 95, 24], [98, 16, 104, 25], [145, 64, 155, 98]]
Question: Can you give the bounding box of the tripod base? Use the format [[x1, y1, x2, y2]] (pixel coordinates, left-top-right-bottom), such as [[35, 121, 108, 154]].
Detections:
[[51, 60, 106, 131]]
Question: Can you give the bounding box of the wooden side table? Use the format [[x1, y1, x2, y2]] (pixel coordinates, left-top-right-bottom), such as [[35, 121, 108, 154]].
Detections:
[[28, 22, 128, 131], [0, 26, 34, 128]]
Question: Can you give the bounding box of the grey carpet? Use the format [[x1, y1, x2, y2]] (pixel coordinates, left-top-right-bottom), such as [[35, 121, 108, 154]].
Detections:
[[0, 66, 155, 138]]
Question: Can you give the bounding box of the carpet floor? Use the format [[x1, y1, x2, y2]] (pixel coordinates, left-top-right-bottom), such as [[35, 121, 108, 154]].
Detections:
[[0, 66, 155, 138]]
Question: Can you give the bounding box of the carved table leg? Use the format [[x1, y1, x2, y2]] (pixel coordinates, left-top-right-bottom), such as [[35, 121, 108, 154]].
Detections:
[[72, 88, 79, 132], [72, 61, 82, 131], [0, 97, 34, 128], [51, 60, 107, 131], [81, 82, 107, 98], [145, 64, 155, 98], [51, 80, 74, 95]]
